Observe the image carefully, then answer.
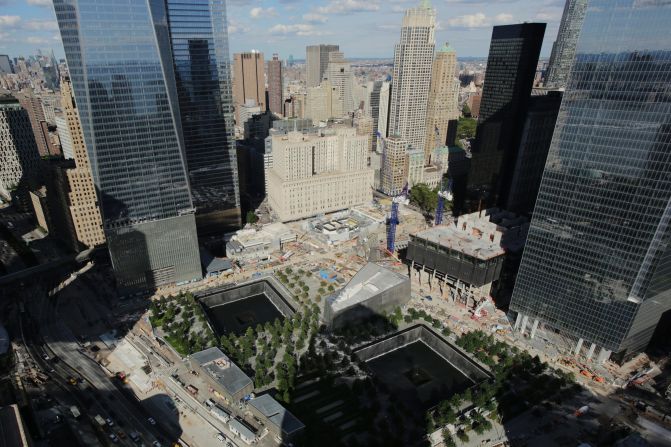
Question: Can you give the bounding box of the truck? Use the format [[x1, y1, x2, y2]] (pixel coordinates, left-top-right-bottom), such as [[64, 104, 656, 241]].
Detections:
[[186, 384, 199, 396], [210, 404, 231, 423], [94, 415, 107, 428], [70, 406, 81, 419]]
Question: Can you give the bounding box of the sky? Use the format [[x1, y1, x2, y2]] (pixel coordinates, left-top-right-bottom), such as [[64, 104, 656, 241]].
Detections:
[[0, 0, 566, 61]]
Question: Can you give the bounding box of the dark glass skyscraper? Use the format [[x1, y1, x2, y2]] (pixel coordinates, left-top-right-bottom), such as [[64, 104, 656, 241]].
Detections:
[[53, 0, 205, 293], [505, 90, 562, 216], [466, 23, 545, 212], [511, 0, 671, 362], [166, 0, 241, 233]]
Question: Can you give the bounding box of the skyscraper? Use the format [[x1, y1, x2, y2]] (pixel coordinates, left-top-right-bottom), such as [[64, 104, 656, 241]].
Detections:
[[268, 54, 284, 116], [389, 1, 436, 157], [380, 136, 409, 197], [0, 55, 13, 74], [168, 0, 241, 233], [58, 76, 105, 249], [545, 0, 587, 89], [16, 91, 57, 157], [510, 0, 671, 362], [322, 52, 354, 117], [466, 23, 545, 211], [233, 51, 265, 123], [306, 44, 339, 88], [54, 0, 202, 294], [305, 80, 336, 123], [367, 80, 390, 152], [505, 90, 562, 216], [424, 43, 459, 164], [0, 95, 41, 209]]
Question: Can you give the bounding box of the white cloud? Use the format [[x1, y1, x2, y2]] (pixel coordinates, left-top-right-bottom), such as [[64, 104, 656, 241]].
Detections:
[[447, 12, 514, 29], [22, 19, 59, 31], [316, 0, 379, 14], [303, 13, 327, 23], [26, 36, 50, 44], [250, 7, 277, 19], [535, 11, 560, 21], [494, 13, 514, 22], [448, 13, 488, 28], [0, 15, 21, 27], [269, 23, 323, 36], [228, 19, 251, 34], [26, 0, 52, 5]]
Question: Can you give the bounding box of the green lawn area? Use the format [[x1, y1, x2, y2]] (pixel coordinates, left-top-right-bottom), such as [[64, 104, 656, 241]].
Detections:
[[164, 334, 190, 357]]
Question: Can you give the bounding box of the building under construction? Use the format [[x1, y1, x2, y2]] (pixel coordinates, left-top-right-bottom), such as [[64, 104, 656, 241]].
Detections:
[[406, 208, 528, 306]]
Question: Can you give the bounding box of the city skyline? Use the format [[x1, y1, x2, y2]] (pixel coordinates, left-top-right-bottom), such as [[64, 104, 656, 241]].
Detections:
[[1, 0, 566, 61]]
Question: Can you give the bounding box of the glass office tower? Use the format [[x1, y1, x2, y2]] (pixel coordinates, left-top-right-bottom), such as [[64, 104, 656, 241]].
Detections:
[[545, 0, 588, 89], [511, 0, 671, 362], [54, 0, 202, 294], [165, 0, 241, 233]]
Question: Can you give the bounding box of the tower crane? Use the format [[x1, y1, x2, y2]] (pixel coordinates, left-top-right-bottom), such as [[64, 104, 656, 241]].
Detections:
[[387, 183, 408, 254]]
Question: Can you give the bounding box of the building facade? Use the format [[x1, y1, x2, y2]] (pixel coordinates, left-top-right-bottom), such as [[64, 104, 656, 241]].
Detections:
[[306, 44, 339, 88], [545, 0, 587, 89], [325, 263, 411, 330], [510, 0, 671, 362], [322, 52, 354, 117], [367, 80, 391, 151], [304, 80, 335, 123], [167, 0, 241, 233], [233, 51, 265, 123], [467, 23, 545, 211], [267, 54, 283, 116], [424, 43, 459, 164], [55, 113, 74, 160], [16, 91, 56, 157], [267, 128, 374, 221], [505, 90, 562, 216], [59, 77, 105, 249], [388, 1, 436, 157], [54, 0, 202, 294], [407, 209, 528, 306], [0, 55, 13, 74], [380, 135, 409, 197], [355, 114, 374, 153], [0, 95, 41, 209]]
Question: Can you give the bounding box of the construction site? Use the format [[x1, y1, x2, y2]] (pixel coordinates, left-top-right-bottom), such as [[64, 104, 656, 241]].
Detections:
[[406, 208, 529, 309]]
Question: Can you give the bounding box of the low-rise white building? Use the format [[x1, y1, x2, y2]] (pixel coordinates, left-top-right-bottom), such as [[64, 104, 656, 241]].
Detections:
[[267, 127, 374, 222], [225, 223, 297, 262]]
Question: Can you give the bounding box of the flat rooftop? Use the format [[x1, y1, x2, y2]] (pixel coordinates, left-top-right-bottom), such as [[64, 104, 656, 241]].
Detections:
[[328, 263, 408, 313], [412, 208, 528, 261], [248, 394, 305, 436], [412, 225, 505, 261], [190, 347, 252, 397], [229, 418, 256, 439]]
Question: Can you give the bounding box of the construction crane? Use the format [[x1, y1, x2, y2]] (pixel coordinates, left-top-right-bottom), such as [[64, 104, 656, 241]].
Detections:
[[435, 176, 453, 226], [387, 183, 408, 254]]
